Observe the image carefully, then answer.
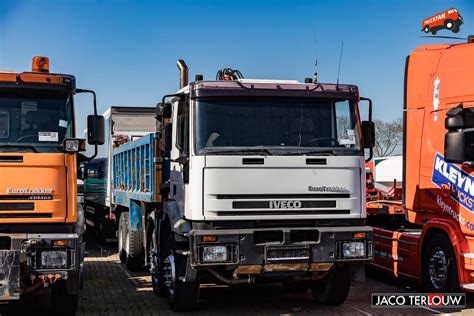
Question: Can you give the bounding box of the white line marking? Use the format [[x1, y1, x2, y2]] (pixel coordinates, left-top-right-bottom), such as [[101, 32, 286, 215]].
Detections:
[[418, 305, 442, 314], [118, 262, 140, 286], [353, 307, 372, 316]]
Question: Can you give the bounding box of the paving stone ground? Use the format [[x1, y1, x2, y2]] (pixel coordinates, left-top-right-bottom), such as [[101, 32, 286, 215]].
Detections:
[[1, 230, 473, 315], [76, 231, 474, 315]]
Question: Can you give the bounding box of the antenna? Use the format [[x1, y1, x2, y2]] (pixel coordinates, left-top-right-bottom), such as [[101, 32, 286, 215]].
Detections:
[[312, 28, 318, 83], [419, 35, 466, 40], [336, 41, 344, 90]]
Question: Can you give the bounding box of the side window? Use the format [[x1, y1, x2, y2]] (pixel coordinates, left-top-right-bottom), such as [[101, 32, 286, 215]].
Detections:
[[176, 99, 189, 154], [335, 100, 359, 148], [0, 110, 9, 138]]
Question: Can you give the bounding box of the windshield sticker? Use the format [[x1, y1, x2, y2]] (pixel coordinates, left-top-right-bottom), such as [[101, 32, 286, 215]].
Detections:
[[20, 101, 37, 111], [339, 130, 356, 145], [38, 132, 58, 142], [432, 152, 474, 212], [58, 119, 69, 128]]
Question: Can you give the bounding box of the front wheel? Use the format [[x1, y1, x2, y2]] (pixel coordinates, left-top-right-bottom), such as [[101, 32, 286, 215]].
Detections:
[[162, 233, 200, 312], [422, 234, 459, 292], [51, 281, 79, 315], [311, 264, 351, 306]]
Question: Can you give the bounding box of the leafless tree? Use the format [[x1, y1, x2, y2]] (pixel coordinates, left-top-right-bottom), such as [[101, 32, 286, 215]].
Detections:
[[373, 118, 403, 157]]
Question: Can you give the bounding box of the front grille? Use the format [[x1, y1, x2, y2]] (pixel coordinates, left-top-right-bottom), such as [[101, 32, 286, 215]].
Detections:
[[233, 200, 336, 209], [216, 210, 350, 216], [217, 193, 350, 199], [0, 195, 52, 201], [0, 213, 50, 218], [0, 203, 34, 211]]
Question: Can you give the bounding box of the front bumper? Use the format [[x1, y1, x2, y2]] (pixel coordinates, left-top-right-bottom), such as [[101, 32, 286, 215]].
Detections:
[[0, 233, 83, 300], [189, 226, 373, 272]]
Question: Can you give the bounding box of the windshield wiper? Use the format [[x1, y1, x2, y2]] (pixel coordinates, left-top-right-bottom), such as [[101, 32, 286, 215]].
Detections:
[[205, 148, 273, 156], [281, 149, 339, 156], [0, 144, 39, 153]]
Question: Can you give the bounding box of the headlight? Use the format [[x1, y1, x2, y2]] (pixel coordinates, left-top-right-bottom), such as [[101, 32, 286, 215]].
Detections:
[[63, 138, 86, 153], [41, 250, 67, 268], [341, 241, 366, 258], [202, 245, 228, 263]]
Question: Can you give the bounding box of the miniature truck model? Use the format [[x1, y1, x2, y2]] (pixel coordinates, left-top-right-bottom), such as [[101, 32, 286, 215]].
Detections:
[[0, 57, 104, 314], [83, 106, 156, 243], [113, 61, 375, 311], [368, 37, 474, 292]]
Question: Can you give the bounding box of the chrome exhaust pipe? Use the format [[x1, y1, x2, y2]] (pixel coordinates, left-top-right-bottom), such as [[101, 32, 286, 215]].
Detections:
[[177, 59, 188, 89]]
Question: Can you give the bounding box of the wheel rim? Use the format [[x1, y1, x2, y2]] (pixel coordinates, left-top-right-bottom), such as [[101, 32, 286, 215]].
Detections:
[[163, 252, 176, 297], [428, 248, 448, 289], [118, 221, 123, 252], [447, 22, 453, 29], [150, 240, 159, 287], [425, 27, 429, 33]]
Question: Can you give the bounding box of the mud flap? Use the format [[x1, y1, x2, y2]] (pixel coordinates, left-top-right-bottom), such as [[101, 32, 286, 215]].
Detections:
[[0, 250, 21, 300]]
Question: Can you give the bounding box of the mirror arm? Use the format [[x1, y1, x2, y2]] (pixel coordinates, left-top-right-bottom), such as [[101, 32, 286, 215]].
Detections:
[[360, 97, 372, 122], [77, 144, 98, 163], [76, 88, 98, 115]]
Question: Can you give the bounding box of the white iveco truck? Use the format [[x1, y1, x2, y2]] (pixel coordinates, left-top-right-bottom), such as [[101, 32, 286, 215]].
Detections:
[[114, 61, 375, 311]]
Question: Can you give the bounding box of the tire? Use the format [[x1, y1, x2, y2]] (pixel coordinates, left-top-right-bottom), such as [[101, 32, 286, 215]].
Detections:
[[311, 264, 351, 306], [150, 225, 166, 297], [452, 27, 460, 33], [162, 232, 200, 312], [51, 281, 79, 315], [422, 233, 459, 292], [431, 29, 437, 35], [445, 20, 454, 30], [118, 213, 127, 264], [424, 26, 430, 33], [119, 212, 145, 271]]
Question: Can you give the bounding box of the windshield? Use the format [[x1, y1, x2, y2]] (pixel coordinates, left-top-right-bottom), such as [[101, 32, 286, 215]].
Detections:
[[0, 93, 74, 153], [195, 98, 361, 155]]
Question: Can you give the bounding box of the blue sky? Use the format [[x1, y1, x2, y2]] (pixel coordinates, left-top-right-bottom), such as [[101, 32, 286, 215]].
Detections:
[[1, 0, 473, 134]]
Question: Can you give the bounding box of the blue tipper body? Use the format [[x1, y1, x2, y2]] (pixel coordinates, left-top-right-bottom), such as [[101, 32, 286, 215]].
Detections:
[[112, 132, 167, 231]]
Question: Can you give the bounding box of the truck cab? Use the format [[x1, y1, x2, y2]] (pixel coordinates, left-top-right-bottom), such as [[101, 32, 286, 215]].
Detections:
[[138, 62, 376, 311], [0, 57, 103, 314]]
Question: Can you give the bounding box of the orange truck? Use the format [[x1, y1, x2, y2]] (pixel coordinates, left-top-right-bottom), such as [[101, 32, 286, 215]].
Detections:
[[368, 36, 474, 292], [0, 57, 104, 313]]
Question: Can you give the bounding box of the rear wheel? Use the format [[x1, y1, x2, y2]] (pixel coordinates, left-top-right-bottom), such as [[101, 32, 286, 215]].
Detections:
[[422, 233, 459, 292], [311, 264, 351, 306], [118, 213, 127, 264], [162, 233, 200, 312], [150, 222, 167, 297], [423, 26, 430, 33], [119, 212, 145, 271], [445, 19, 455, 30]]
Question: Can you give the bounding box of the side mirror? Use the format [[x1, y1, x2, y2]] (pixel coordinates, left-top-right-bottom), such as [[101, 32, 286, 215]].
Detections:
[[445, 130, 474, 164], [362, 121, 375, 149], [163, 122, 172, 152], [87, 115, 105, 145], [156, 102, 172, 120], [445, 115, 464, 129]]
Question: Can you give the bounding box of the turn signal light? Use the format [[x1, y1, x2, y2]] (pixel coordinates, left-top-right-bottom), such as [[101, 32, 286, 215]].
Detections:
[[202, 235, 218, 243], [353, 232, 366, 239], [32, 56, 50, 73], [52, 240, 69, 247]]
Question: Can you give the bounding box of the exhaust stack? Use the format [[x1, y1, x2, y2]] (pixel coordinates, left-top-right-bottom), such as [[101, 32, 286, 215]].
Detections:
[[177, 59, 188, 89]]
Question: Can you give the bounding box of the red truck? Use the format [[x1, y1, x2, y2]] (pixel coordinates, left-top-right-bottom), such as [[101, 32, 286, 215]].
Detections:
[[368, 36, 474, 292], [422, 8, 463, 35]]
